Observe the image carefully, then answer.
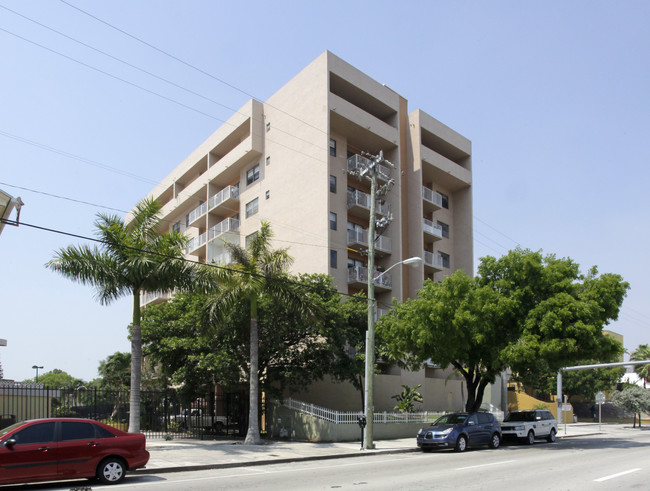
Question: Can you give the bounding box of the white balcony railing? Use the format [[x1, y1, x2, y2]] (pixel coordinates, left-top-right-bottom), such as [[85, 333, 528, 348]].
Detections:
[[186, 232, 207, 253], [187, 202, 207, 224], [422, 186, 443, 208], [347, 154, 391, 181], [347, 189, 390, 216], [423, 218, 443, 239], [347, 266, 392, 289], [347, 228, 391, 253], [208, 217, 240, 242], [424, 250, 444, 269], [208, 185, 239, 211]]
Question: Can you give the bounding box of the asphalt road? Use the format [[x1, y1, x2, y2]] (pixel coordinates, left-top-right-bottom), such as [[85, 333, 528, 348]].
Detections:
[[7, 431, 650, 490]]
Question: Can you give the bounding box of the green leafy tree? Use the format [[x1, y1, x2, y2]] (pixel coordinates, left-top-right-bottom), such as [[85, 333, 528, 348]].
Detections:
[[611, 385, 650, 428], [391, 384, 423, 413], [532, 364, 625, 401], [379, 249, 628, 412], [28, 369, 85, 389], [203, 222, 312, 444], [97, 352, 131, 389], [46, 197, 204, 432], [630, 344, 650, 388]]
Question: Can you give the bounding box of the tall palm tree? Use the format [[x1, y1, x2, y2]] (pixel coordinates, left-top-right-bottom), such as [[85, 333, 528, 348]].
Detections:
[[205, 222, 308, 444], [631, 344, 650, 388], [47, 197, 201, 433]]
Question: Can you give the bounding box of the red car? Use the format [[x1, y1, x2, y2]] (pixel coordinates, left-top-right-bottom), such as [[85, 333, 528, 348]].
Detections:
[[0, 418, 149, 485]]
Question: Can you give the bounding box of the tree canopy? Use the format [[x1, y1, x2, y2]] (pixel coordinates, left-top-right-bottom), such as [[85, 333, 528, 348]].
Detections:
[[27, 369, 85, 389], [378, 248, 628, 412], [611, 385, 650, 428], [630, 344, 650, 388]]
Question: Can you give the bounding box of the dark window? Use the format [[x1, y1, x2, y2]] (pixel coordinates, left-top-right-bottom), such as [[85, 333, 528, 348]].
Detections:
[[12, 422, 56, 445], [172, 221, 181, 233], [266, 122, 271, 132], [440, 192, 449, 209], [185, 214, 190, 227], [330, 175, 337, 193], [437, 220, 449, 238], [330, 250, 337, 268], [246, 164, 260, 185], [265, 190, 270, 199], [440, 252, 450, 268], [246, 232, 258, 247], [61, 421, 96, 441], [329, 212, 337, 230], [245, 198, 259, 218], [329, 138, 337, 157], [477, 413, 493, 424], [266, 156, 270, 166]]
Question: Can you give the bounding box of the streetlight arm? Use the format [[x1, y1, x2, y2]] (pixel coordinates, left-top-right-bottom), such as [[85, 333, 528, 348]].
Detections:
[[375, 257, 423, 280]]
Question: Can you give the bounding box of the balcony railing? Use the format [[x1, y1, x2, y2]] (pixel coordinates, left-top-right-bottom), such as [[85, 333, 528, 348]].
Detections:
[[208, 217, 240, 242], [422, 186, 443, 209], [347, 266, 392, 289], [423, 218, 443, 240], [208, 185, 239, 212], [347, 189, 390, 216], [186, 232, 207, 254], [347, 154, 391, 181], [187, 202, 207, 225], [423, 250, 444, 270]]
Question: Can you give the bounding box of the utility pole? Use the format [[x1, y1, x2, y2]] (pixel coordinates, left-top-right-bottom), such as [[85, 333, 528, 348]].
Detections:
[[348, 150, 393, 450]]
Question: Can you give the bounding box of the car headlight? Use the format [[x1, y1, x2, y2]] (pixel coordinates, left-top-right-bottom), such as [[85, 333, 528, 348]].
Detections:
[[513, 425, 524, 431], [440, 428, 453, 436]]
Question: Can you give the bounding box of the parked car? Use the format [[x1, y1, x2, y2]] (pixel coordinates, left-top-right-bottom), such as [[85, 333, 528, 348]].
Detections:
[[0, 418, 149, 485], [501, 409, 558, 444], [170, 408, 228, 432], [416, 412, 502, 452]]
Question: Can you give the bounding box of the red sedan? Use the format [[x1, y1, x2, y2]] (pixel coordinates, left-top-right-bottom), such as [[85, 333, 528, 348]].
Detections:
[[0, 418, 149, 485]]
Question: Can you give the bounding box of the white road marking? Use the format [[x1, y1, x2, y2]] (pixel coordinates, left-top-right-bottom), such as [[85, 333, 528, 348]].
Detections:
[[455, 460, 516, 471], [594, 468, 642, 482]]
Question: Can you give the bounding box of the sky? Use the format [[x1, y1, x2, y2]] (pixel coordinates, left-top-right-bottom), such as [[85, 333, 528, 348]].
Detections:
[[1, 0, 648, 383]]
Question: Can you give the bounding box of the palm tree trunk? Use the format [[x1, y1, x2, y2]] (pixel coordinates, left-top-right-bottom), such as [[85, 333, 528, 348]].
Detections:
[[129, 290, 142, 433], [244, 297, 261, 444]]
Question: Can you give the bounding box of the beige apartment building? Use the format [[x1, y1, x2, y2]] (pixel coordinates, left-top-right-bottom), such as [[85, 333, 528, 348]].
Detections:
[[137, 51, 499, 413]]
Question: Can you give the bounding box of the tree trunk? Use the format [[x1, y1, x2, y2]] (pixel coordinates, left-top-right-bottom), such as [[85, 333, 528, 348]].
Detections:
[[244, 298, 261, 445], [128, 290, 142, 433]]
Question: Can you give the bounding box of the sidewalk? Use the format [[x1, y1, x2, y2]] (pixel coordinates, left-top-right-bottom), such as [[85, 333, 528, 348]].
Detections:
[[138, 423, 639, 475]]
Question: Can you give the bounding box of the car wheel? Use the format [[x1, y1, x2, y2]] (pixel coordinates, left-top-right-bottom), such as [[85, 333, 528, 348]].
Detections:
[[525, 430, 535, 445], [421, 447, 433, 453], [489, 432, 501, 449], [546, 428, 556, 443], [455, 435, 467, 452], [97, 457, 126, 484]]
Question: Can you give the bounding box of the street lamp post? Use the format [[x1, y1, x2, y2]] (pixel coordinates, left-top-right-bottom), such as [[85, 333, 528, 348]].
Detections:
[[32, 365, 43, 383], [364, 256, 423, 449]]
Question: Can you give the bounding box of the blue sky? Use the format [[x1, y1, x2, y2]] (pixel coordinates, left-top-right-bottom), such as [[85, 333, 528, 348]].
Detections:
[[1, 0, 648, 382]]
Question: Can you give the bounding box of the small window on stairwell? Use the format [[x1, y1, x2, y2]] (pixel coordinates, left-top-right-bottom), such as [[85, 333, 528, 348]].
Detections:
[[440, 252, 450, 268], [437, 220, 449, 238]]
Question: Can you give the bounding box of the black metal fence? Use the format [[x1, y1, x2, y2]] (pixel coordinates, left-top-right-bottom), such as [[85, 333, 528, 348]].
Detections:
[[0, 383, 248, 439]]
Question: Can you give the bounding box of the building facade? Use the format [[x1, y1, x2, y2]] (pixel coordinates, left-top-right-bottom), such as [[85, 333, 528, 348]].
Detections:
[[136, 51, 491, 413]]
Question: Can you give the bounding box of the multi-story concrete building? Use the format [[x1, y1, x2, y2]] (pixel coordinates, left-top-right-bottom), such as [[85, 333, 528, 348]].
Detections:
[[137, 51, 491, 413]]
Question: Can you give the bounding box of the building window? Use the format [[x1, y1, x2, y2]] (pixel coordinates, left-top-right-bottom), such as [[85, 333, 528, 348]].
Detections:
[[440, 192, 449, 209], [437, 220, 449, 238], [329, 138, 337, 157], [266, 122, 271, 132], [329, 212, 337, 230], [330, 175, 337, 193], [440, 252, 450, 268], [266, 156, 270, 166], [185, 214, 190, 227], [246, 198, 259, 218], [246, 164, 260, 185], [246, 232, 258, 247], [172, 221, 181, 233], [265, 190, 270, 199], [330, 249, 337, 269]]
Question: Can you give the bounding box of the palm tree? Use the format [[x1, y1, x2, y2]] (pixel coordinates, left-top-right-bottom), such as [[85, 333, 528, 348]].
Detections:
[[205, 222, 309, 444], [47, 197, 201, 433], [631, 344, 650, 388]]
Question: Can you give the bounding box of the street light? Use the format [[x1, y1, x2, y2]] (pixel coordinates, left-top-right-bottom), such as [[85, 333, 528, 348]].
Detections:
[[364, 256, 423, 449], [32, 365, 43, 383]]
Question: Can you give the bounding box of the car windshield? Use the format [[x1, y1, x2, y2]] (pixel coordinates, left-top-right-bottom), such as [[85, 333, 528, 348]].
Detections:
[[433, 414, 468, 425], [505, 412, 537, 422]]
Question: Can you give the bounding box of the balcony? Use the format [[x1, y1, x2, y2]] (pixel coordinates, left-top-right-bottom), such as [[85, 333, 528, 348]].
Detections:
[[140, 290, 174, 306], [187, 202, 208, 227], [423, 218, 443, 241], [347, 189, 389, 219], [186, 232, 207, 255], [423, 250, 444, 272], [208, 217, 240, 242], [208, 184, 240, 214], [347, 229, 392, 255], [347, 154, 391, 183], [422, 186, 443, 212], [347, 266, 392, 292]]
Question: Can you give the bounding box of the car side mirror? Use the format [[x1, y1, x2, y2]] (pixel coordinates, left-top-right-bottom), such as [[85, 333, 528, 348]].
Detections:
[[4, 439, 16, 448]]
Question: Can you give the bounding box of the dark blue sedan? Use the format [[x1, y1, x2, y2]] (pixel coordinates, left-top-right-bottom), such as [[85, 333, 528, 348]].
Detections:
[[416, 412, 502, 452]]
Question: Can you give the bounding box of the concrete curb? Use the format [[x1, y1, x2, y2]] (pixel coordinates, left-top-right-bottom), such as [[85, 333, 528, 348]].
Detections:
[[136, 447, 420, 475]]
